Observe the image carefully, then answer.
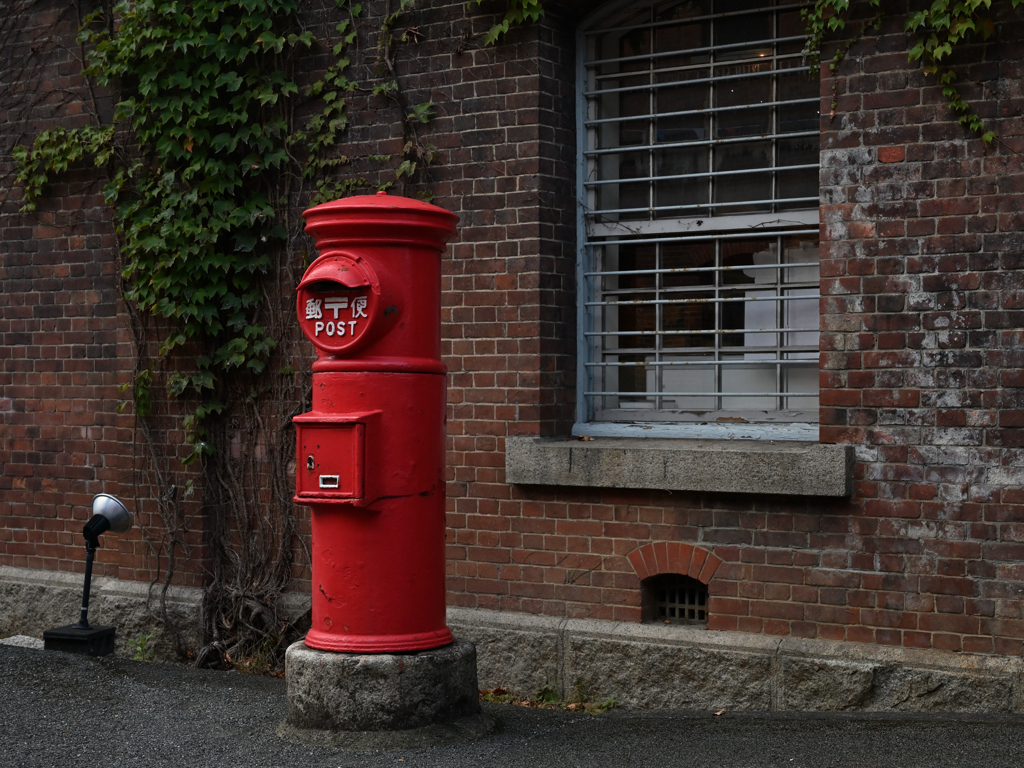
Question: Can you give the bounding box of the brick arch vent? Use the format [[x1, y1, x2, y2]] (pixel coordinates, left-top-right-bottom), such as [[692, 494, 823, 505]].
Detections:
[[627, 542, 722, 585]]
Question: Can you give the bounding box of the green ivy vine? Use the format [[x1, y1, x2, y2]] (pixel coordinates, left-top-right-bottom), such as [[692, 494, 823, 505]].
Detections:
[[374, 0, 439, 197], [12, 0, 323, 667], [291, 0, 439, 203], [13, 0, 438, 458], [16, 0, 315, 462], [10, 0, 502, 666], [470, 0, 544, 46], [473, 0, 1020, 141], [804, 0, 1024, 142], [293, 1, 365, 203]]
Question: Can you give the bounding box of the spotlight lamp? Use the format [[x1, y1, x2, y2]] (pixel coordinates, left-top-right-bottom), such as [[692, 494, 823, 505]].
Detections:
[[84, 493, 133, 546], [43, 494, 134, 657]]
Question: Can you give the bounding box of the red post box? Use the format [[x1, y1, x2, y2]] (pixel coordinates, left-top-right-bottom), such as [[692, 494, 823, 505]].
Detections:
[[295, 191, 458, 653]]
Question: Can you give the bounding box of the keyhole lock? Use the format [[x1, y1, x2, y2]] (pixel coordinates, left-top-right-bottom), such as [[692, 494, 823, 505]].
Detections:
[[307, 455, 315, 471]]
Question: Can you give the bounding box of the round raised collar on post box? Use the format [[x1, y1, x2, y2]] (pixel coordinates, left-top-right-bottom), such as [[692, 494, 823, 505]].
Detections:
[[296, 254, 382, 356]]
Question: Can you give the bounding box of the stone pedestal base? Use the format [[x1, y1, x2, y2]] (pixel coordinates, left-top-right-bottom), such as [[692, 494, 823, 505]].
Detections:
[[278, 638, 492, 749]]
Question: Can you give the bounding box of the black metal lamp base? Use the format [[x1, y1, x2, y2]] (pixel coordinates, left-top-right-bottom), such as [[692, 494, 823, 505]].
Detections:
[[43, 625, 116, 657]]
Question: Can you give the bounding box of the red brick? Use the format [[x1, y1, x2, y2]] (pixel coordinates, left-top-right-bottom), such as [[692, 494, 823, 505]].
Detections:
[[877, 146, 906, 163]]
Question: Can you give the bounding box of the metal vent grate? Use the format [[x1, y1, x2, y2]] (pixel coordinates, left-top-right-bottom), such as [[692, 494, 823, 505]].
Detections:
[[645, 573, 708, 624]]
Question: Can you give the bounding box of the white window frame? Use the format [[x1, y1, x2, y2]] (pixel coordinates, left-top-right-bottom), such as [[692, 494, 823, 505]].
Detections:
[[574, 0, 821, 441]]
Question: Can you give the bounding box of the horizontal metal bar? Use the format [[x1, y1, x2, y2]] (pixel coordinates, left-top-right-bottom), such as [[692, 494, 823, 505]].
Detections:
[[586, 357, 817, 367], [592, 61, 810, 100], [584, 161, 819, 187], [587, 34, 808, 71], [599, 350, 818, 357], [597, 352, 818, 359], [586, 391, 816, 397], [585, 259, 819, 278], [586, 326, 818, 336], [599, 282, 820, 296], [592, 50, 796, 86], [589, 290, 819, 305], [587, 196, 819, 218], [583, 2, 809, 40], [585, 97, 819, 128], [599, 287, 819, 300], [599, 350, 816, 358], [584, 56, 804, 98], [586, 129, 819, 157], [587, 293, 820, 307], [586, 227, 818, 247], [599, 288, 819, 302]]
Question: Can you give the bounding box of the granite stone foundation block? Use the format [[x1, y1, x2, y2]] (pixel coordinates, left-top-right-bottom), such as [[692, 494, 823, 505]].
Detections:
[[0, 581, 79, 639], [869, 665, 1016, 712], [565, 636, 774, 710], [446, 618, 560, 694], [6, 570, 1024, 716], [779, 656, 1017, 712], [779, 657, 879, 711], [283, 639, 481, 733]]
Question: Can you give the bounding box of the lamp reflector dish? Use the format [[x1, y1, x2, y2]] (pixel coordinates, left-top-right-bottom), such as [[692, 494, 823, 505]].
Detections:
[[91, 494, 132, 534]]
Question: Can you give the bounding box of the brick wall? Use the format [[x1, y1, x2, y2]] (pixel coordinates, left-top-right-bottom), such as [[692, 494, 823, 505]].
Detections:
[[811, 6, 1024, 655], [5, 0, 1024, 658], [0, 1, 207, 587], [439, 4, 1024, 655]]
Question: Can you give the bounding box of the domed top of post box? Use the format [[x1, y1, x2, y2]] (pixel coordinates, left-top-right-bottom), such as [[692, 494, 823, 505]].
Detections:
[[303, 191, 459, 255]]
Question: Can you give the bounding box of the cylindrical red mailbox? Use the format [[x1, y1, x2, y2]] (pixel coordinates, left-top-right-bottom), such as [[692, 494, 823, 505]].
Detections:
[[295, 191, 458, 653]]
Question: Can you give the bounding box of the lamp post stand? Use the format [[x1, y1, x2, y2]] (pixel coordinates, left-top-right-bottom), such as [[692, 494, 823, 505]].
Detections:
[[43, 538, 116, 657], [43, 494, 133, 657]]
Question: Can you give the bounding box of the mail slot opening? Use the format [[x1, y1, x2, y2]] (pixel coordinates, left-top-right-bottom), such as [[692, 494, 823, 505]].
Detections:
[[320, 475, 340, 489], [306, 279, 369, 293]]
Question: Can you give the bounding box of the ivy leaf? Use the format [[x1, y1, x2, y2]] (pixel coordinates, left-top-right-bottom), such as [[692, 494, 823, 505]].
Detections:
[[167, 71, 193, 89], [234, 232, 258, 252], [408, 102, 435, 124], [258, 32, 285, 53], [215, 71, 244, 91], [210, 133, 238, 151]]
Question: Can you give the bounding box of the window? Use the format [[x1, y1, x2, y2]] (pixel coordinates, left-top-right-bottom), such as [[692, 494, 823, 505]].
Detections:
[[576, 0, 821, 440]]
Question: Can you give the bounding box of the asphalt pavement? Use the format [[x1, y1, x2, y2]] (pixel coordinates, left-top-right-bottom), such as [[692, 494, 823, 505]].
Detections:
[[2, 643, 1023, 768]]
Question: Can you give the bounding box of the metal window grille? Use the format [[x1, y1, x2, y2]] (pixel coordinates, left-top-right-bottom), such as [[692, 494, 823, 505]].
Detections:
[[645, 573, 708, 624], [577, 0, 820, 438]]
